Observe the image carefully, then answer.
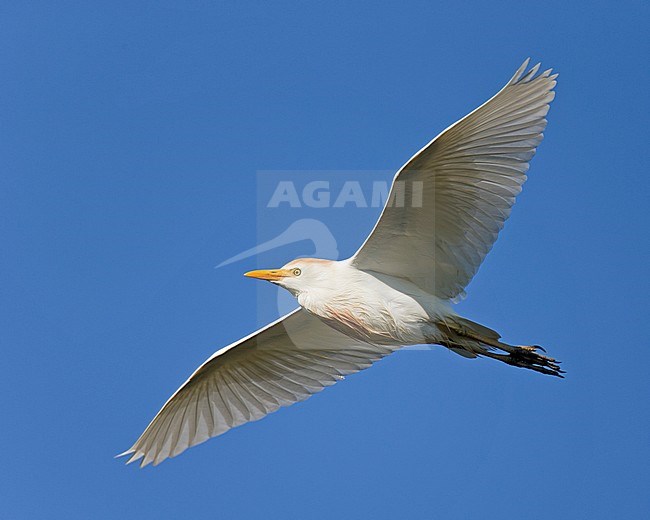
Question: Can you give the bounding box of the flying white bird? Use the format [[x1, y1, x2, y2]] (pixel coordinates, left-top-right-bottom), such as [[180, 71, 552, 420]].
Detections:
[[120, 59, 561, 467]]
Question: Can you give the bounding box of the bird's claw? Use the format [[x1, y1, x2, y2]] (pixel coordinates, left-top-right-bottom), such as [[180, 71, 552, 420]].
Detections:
[[511, 345, 564, 377]]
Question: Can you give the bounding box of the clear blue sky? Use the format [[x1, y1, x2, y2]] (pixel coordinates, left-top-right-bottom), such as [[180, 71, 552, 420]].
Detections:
[[2, 2, 648, 519]]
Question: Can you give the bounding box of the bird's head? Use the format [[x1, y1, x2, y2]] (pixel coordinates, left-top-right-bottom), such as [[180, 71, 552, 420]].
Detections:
[[244, 258, 334, 296]]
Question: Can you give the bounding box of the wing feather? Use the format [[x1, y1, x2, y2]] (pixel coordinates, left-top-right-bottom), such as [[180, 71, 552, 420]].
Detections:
[[119, 309, 393, 467], [352, 60, 557, 299]]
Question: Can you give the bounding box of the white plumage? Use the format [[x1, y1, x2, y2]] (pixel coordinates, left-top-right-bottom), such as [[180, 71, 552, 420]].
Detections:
[[353, 60, 555, 299], [119, 59, 561, 467]]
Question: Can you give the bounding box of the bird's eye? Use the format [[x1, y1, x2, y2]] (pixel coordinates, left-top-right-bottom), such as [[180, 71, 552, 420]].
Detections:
[[292, 268, 302, 276]]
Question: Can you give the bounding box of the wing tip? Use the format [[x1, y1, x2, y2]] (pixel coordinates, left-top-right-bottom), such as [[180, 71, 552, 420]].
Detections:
[[115, 446, 155, 468], [115, 448, 134, 460], [509, 58, 558, 88], [508, 58, 530, 85]]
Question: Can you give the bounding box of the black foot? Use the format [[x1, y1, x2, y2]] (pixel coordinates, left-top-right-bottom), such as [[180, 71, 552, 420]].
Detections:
[[498, 345, 564, 377]]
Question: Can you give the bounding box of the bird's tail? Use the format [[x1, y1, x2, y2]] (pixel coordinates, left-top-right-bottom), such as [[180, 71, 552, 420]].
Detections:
[[436, 317, 564, 378]]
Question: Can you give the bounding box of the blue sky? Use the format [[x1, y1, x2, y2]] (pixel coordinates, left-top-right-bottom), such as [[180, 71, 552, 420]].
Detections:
[[2, 1, 648, 518]]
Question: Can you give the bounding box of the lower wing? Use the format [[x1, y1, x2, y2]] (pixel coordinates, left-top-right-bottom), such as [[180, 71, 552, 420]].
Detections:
[[119, 309, 395, 467]]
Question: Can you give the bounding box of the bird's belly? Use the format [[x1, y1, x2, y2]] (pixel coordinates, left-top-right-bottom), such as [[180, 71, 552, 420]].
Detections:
[[310, 294, 440, 346], [297, 266, 453, 346]]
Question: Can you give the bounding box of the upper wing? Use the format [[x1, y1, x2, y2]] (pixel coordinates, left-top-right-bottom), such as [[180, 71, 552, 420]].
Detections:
[[352, 60, 557, 300], [119, 309, 394, 467]]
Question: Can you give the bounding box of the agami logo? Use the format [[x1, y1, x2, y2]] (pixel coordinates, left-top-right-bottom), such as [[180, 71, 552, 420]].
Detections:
[[266, 180, 424, 209]]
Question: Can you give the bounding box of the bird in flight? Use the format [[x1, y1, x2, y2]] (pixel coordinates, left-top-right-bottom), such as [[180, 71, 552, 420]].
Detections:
[[120, 59, 561, 467]]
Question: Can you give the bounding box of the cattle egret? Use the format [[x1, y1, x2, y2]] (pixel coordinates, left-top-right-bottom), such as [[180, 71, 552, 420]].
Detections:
[[120, 59, 561, 467]]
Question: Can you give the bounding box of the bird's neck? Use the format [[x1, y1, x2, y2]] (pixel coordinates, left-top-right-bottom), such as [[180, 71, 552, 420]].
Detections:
[[295, 260, 355, 315]]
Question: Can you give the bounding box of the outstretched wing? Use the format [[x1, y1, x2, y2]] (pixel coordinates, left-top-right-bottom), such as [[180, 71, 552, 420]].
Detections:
[[119, 309, 394, 467], [352, 60, 557, 300]]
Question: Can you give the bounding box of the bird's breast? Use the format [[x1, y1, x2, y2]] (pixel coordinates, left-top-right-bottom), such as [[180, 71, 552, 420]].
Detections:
[[298, 282, 434, 346]]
